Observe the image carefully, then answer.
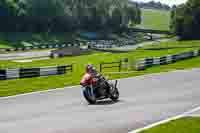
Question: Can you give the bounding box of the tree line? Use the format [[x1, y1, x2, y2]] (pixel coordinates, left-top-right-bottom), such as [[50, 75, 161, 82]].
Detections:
[[0, 0, 141, 32], [171, 0, 200, 40]]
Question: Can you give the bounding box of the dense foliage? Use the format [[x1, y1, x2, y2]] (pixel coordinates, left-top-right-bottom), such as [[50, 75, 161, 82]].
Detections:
[[170, 0, 200, 40], [0, 0, 141, 32]]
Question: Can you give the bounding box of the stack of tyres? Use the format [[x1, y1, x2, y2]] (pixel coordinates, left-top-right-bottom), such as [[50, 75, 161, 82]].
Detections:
[[0, 70, 6, 80], [160, 56, 167, 65], [20, 68, 40, 78], [145, 58, 154, 67], [57, 66, 67, 74]]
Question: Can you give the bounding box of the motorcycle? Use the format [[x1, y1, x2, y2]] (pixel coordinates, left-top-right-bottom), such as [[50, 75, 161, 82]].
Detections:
[[81, 75, 119, 104]]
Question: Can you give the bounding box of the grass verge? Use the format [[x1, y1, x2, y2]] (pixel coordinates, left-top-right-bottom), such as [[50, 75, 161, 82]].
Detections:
[[139, 117, 200, 133], [139, 40, 200, 50], [1, 41, 200, 97], [0, 42, 13, 48], [136, 8, 170, 31]]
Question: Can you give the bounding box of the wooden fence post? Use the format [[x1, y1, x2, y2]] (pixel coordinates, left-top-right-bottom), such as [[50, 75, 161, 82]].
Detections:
[[71, 64, 73, 72], [100, 63, 102, 72]]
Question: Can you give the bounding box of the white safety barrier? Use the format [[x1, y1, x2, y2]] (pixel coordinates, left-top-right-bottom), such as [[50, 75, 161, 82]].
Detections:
[[135, 49, 200, 70]]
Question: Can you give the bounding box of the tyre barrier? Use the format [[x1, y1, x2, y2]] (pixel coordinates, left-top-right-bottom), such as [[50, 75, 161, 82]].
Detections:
[[0, 43, 80, 52], [87, 39, 136, 49], [135, 49, 200, 70], [0, 65, 73, 80]]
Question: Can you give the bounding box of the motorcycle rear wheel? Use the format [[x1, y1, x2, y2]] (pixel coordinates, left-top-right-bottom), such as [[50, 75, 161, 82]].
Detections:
[[83, 87, 96, 104]]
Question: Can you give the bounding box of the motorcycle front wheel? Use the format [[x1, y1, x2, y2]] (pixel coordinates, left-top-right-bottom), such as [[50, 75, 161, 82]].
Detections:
[[110, 83, 119, 101]]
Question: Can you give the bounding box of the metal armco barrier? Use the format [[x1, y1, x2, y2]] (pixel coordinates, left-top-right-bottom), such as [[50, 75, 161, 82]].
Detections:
[[0, 64, 73, 80], [20, 68, 40, 78], [40, 67, 59, 76], [0, 70, 6, 80], [145, 58, 154, 66], [6, 69, 20, 79], [166, 55, 173, 63], [135, 49, 200, 71], [65, 65, 73, 73]]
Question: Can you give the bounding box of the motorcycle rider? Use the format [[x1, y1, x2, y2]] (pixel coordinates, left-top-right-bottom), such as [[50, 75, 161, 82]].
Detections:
[[80, 64, 111, 95]]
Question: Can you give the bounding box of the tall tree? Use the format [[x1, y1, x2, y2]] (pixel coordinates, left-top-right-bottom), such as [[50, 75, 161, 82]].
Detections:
[[171, 0, 200, 40], [0, 0, 141, 32]]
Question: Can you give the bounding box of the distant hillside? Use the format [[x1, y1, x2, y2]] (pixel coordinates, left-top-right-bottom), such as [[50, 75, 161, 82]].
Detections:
[[129, 1, 171, 11], [136, 8, 170, 31]]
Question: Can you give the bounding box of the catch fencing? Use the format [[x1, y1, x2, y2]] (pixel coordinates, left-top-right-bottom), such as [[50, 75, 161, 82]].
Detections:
[[0, 65, 73, 80], [135, 50, 200, 70]]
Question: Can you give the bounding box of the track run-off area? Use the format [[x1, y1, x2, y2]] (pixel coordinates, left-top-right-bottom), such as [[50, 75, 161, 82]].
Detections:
[[0, 50, 51, 60], [0, 69, 200, 133]]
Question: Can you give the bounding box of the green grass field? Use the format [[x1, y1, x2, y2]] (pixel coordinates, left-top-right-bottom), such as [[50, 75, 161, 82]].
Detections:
[[137, 8, 170, 30], [0, 44, 198, 69], [1, 40, 200, 97], [139, 117, 200, 133], [139, 40, 200, 50], [0, 42, 13, 48]]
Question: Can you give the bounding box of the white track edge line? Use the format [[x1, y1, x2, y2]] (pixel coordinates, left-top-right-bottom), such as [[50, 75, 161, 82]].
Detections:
[[0, 85, 79, 100], [187, 114, 200, 117], [128, 105, 200, 133]]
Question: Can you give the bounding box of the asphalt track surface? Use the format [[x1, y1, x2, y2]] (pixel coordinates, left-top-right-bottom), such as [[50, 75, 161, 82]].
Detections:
[[0, 50, 51, 60], [1, 69, 200, 133], [190, 109, 200, 116]]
